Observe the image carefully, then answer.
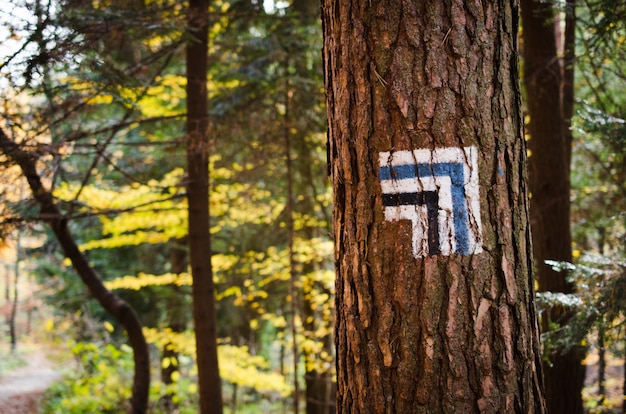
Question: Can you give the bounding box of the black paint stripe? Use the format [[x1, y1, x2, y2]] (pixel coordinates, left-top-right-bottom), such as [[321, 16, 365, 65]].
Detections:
[[382, 191, 440, 255]]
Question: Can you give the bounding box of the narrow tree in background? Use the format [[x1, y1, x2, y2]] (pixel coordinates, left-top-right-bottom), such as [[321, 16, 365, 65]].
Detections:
[[9, 230, 20, 353], [186, 0, 223, 412], [521, 1, 585, 412], [290, 1, 336, 412], [160, 239, 189, 411], [322, 1, 545, 412]]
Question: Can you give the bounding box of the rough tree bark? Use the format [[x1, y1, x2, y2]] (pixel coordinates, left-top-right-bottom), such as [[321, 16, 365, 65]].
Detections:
[[521, 1, 585, 412], [322, 1, 545, 412], [0, 128, 150, 413], [185, 0, 223, 412]]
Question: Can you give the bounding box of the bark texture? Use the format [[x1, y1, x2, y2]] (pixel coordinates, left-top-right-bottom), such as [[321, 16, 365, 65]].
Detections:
[[521, 1, 585, 412], [0, 128, 150, 414], [186, 0, 223, 412], [322, 1, 545, 412]]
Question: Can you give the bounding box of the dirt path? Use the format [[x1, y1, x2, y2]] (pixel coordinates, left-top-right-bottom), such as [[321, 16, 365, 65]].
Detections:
[[0, 349, 62, 414]]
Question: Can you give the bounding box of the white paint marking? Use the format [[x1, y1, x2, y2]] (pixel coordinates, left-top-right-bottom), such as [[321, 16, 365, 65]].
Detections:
[[379, 146, 483, 258]]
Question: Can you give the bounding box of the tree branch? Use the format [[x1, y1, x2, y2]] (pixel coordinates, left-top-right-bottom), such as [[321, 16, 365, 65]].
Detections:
[[0, 125, 150, 414]]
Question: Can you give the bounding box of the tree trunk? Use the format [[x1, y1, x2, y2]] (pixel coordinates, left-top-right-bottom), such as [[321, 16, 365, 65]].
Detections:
[[160, 239, 188, 412], [303, 346, 335, 414], [520, 1, 585, 412], [300, 266, 335, 414], [4, 264, 10, 302], [322, 1, 545, 412], [598, 325, 606, 407], [288, 1, 336, 411], [0, 128, 150, 413], [9, 231, 19, 353], [623, 337, 626, 414], [185, 0, 223, 412], [284, 67, 301, 414], [623, 335, 626, 414], [563, 0, 576, 169], [300, 255, 335, 414]]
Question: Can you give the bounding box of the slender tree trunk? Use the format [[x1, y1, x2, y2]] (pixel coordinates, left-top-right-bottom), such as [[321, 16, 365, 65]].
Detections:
[[521, 0, 572, 288], [185, 0, 223, 412], [322, 1, 545, 412], [279, 306, 288, 413], [623, 346, 626, 414], [623, 336, 626, 414], [9, 231, 19, 353], [160, 239, 188, 411], [284, 74, 301, 414], [0, 128, 150, 413], [299, 245, 335, 414], [231, 383, 238, 413], [563, 0, 576, 168], [598, 326, 606, 407], [288, 1, 336, 411], [26, 303, 32, 336], [300, 261, 335, 414], [302, 319, 335, 414], [4, 264, 10, 302], [520, 1, 585, 412], [3, 265, 11, 340]]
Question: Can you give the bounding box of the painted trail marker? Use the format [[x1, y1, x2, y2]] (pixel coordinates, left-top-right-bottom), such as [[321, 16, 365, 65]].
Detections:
[[379, 146, 483, 258]]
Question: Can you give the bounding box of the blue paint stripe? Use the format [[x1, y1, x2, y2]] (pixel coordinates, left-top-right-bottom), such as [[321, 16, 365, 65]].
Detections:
[[379, 162, 470, 254], [379, 163, 465, 185]]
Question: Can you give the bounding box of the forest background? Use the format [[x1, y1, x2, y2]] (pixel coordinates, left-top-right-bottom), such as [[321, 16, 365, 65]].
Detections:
[[0, 0, 624, 413]]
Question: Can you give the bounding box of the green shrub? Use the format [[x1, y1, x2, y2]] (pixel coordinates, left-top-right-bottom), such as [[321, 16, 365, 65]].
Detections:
[[41, 341, 133, 413]]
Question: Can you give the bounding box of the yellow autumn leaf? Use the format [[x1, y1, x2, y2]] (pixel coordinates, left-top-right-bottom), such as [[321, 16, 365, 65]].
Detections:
[[171, 371, 181, 383], [104, 321, 115, 333]]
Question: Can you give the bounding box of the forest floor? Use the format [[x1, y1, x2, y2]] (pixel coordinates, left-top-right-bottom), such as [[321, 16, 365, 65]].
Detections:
[[0, 340, 621, 413], [0, 343, 62, 414]]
